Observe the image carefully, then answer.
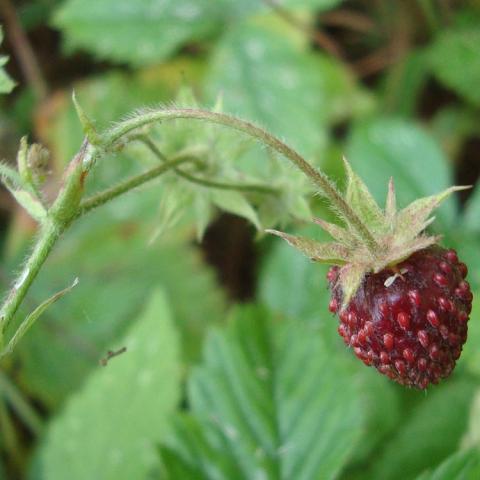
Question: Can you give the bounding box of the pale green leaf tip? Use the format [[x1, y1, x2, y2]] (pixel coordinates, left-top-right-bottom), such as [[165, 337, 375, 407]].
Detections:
[[72, 90, 103, 146]]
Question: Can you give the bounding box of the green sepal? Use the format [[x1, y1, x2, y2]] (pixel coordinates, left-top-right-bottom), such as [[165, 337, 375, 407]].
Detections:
[[338, 263, 365, 308], [17, 136, 30, 184], [266, 229, 351, 264], [343, 157, 384, 233], [394, 186, 469, 245], [313, 217, 357, 247], [385, 177, 396, 226], [0, 161, 22, 186], [2, 177, 47, 222], [72, 90, 103, 149]]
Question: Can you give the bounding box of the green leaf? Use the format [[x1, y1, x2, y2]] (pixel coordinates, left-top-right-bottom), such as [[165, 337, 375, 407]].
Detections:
[[2, 278, 78, 358], [205, 17, 365, 160], [415, 449, 480, 480], [11, 213, 224, 408], [429, 26, 480, 106], [266, 229, 350, 264], [259, 224, 333, 327], [0, 28, 15, 94], [368, 379, 478, 480], [209, 190, 261, 230], [219, 0, 343, 18], [160, 304, 364, 479], [346, 117, 458, 230], [463, 390, 480, 448], [36, 290, 181, 480], [460, 291, 480, 375], [462, 185, 480, 233], [52, 0, 223, 66]]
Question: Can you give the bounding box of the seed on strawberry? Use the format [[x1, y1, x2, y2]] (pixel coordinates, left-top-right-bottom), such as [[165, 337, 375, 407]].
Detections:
[[328, 246, 471, 389]]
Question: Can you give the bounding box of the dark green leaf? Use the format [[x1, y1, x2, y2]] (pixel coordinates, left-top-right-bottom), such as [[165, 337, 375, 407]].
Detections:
[[160, 304, 364, 479], [415, 449, 480, 480], [368, 379, 477, 480]]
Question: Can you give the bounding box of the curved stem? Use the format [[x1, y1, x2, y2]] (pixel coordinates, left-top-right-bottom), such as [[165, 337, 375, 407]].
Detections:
[[136, 136, 278, 195], [76, 155, 192, 219], [106, 108, 379, 252]]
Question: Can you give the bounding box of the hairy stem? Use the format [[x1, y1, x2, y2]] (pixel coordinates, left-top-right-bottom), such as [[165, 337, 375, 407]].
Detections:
[[107, 108, 379, 251], [137, 136, 279, 195], [0, 220, 61, 344], [76, 155, 192, 218]]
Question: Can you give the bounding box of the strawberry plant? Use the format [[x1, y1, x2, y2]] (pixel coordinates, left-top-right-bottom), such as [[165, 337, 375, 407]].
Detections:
[[1, 1, 480, 479]]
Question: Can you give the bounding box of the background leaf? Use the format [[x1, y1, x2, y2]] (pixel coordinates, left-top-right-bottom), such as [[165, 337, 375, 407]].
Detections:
[[36, 290, 181, 480], [415, 449, 480, 480], [367, 379, 477, 480], [429, 25, 480, 107], [9, 211, 224, 408], [160, 304, 364, 479], [52, 0, 223, 66], [205, 16, 368, 161]]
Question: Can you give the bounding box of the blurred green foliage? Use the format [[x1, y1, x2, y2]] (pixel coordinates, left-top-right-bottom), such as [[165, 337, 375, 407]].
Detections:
[[1, 1, 480, 479]]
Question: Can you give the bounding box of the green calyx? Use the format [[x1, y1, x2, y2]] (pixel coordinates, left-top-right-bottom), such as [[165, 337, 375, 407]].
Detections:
[[267, 158, 469, 307]]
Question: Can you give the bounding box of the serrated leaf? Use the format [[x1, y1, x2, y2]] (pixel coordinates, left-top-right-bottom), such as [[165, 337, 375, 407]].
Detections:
[[210, 190, 261, 230], [343, 157, 384, 232], [415, 449, 480, 480], [429, 26, 480, 106], [266, 229, 350, 264], [160, 304, 364, 480], [368, 379, 477, 480], [53, 0, 223, 66], [346, 117, 457, 230], [1, 278, 78, 358], [37, 290, 181, 480], [394, 186, 467, 244]]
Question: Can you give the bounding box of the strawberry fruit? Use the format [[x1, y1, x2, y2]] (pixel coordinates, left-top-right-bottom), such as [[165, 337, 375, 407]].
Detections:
[[327, 246, 471, 389], [267, 160, 472, 389]]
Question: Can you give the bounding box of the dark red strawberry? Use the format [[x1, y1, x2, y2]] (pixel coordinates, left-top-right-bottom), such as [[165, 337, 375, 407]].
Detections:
[[267, 159, 472, 389], [327, 246, 471, 389]]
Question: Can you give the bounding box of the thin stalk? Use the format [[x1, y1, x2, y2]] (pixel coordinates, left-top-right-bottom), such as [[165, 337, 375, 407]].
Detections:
[[106, 108, 380, 252], [137, 136, 278, 195], [76, 155, 192, 218]]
